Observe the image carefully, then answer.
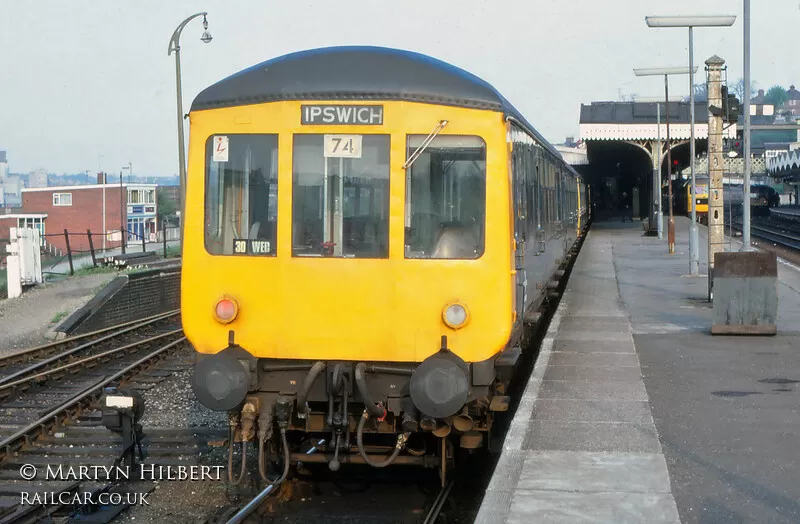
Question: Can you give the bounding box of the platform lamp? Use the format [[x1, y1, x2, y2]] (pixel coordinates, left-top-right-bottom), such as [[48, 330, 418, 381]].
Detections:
[[121, 163, 132, 255], [741, 0, 753, 251], [169, 12, 212, 253], [633, 67, 698, 255], [645, 15, 737, 274]]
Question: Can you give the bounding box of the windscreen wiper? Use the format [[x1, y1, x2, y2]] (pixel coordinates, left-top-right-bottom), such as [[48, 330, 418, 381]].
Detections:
[[403, 120, 449, 170]]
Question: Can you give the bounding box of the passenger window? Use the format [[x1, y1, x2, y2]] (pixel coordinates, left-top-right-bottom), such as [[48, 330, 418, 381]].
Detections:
[[291, 134, 390, 258], [204, 134, 278, 256], [404, 135, 486, 259]]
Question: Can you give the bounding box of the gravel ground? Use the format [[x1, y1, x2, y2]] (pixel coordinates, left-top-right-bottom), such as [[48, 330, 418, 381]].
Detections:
[[137, 367, 228, 430], [0, 272, 117, 354], [115, 362, 239, 523]]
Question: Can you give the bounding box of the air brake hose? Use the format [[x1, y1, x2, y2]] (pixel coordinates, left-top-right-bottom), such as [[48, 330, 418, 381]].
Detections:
[[296, 361, 326, 416], [258, 428, 290, 485], [356, 410, 409, 468], [228, 438, 248, 486], [355, 363, 385, 419]]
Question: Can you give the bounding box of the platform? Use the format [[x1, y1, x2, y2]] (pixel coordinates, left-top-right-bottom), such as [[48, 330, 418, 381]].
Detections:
[[770, 206, 800, 218], [476, 216, 800, 523]]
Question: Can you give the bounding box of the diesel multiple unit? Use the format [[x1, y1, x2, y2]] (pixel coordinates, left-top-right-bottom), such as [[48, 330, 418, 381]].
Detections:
[[183, 46, 589, 483]]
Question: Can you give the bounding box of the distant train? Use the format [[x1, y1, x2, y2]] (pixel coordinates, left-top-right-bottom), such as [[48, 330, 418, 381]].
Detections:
[[677, 177, 775, 223], [183, 46, 590, 485]]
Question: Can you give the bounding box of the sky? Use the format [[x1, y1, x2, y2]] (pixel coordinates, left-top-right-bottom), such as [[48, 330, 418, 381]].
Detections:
[[1, 0, 798, 177]]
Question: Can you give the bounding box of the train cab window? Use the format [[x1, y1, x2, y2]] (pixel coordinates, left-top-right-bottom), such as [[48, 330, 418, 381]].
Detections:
[[291, 134, 390, 258], [404, 135, 486, 259], [204, 134, 278, 256]]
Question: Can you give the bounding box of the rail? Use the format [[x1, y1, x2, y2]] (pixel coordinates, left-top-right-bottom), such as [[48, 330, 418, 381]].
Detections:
[[0, 329, 184, 399], [224, 485, 277, 524], [423, 480, 455, 524], [0, 336, 186, 460], [0, 310, 180, 384], [732, 217, 800, 252]]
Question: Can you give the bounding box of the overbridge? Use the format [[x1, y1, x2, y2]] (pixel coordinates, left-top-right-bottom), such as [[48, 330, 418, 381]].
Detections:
[[579, 101, 737, 220]]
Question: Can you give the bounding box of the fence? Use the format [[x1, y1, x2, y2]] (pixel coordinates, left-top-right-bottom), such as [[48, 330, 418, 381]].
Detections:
[[37, 222, 182, 276]]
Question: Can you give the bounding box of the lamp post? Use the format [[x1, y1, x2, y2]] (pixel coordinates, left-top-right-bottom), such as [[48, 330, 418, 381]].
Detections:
[[119, 170, 125, 255], [121, 163, 132, 254], [101, 171, 106, 252], [645, 15, 736, 275], [169, 12, 212, 252], [634, 67, 698, 254], [741, 0, 752, 251]]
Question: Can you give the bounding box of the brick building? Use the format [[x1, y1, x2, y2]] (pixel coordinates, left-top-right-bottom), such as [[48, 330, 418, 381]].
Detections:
[[19, 179, 158, 254]]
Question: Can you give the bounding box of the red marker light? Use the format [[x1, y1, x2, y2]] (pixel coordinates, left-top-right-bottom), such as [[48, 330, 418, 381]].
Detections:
[[214, 297, 238, 324]]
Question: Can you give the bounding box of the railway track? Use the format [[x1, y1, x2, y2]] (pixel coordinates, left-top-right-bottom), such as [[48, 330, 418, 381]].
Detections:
[[213, 473, 457, 524], [0, 312, 183, 439], [0, 311, 181, 384], [731, 216, 800, 252], [0, 314, 208, 523]]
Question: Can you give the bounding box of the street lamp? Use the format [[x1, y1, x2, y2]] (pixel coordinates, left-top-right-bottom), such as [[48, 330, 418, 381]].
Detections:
[[121, 163, 132, 254], [741, 0, 752, 251], [634, 66, 698, 255], [168, 12, 212, 251], [646, 15, 736, 275]]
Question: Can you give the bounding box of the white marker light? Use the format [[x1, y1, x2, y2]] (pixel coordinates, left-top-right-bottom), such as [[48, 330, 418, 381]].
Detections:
[[443, 303, 469, 329]]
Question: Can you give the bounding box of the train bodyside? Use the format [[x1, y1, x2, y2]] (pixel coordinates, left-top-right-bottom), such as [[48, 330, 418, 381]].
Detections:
[[183, 46, 587, 475]]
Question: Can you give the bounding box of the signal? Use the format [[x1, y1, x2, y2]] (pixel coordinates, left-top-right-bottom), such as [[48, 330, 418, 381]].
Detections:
[[720, 85, 741, 124]]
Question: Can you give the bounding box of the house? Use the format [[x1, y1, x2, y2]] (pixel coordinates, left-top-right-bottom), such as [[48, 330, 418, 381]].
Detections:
[[18, 176, 158, 254], [779, 85, 800, 118], [750, 89, 775, 117]]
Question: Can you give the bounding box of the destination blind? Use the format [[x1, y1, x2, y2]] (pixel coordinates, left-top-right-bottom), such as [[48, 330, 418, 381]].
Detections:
[[301, 105, 383, 125]]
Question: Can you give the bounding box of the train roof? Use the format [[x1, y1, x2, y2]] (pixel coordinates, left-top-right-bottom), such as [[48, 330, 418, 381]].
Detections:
[[190, 46, 567, 162]]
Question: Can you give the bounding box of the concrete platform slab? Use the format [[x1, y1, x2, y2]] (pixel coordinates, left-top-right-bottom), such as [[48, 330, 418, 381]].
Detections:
[[531, 399, 653, 424], [553, 339, 635, 353], [506, 491, 680, 524], [522, 420, 661, 453], [478, 217, 800, 523], [542, 364, 643, 382], [539, 379, 649, 401], [477, 226, 678, 523], [515, 451, 672, 492], [547, 351, 640, 367]]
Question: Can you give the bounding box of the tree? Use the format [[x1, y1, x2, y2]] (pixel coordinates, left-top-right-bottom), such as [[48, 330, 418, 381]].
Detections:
[[694, 83, 708, 102], [157, 190, 177, 224], [764, 85, 788, 107], [731, 77, 757, 100], [682, 84, 707, 103]]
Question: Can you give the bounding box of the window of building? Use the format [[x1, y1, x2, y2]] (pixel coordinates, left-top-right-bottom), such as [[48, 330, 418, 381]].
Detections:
[[292, 134, 390, 258], [53, 193, 72, 206], [205, 134, 279, 255], [404, 135, 486, 259]]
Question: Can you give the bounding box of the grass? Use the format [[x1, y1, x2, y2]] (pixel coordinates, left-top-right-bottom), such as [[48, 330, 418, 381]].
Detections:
[[50, 310, 69, 324], [74, 265, 117, 277], [0, 268, 6, 298]]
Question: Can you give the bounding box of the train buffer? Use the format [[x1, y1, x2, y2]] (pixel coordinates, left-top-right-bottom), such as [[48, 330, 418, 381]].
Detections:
[[476, 216, 800, 523]]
